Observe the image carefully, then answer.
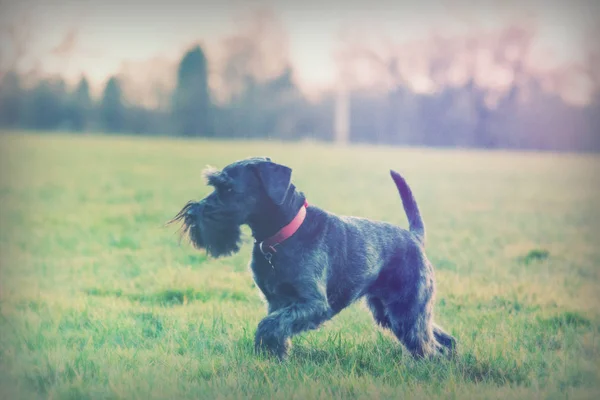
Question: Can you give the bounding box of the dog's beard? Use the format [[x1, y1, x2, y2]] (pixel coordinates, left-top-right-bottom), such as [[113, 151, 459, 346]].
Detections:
[[168, 201, 242, 258]]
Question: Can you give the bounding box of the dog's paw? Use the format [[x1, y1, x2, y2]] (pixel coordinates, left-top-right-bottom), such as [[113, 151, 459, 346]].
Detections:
[[255, 318, 290, 360], [254, 336, 291, 361]]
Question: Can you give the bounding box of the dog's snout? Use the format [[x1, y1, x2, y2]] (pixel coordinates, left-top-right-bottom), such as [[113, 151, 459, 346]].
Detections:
[[186, 202, 204, 216]]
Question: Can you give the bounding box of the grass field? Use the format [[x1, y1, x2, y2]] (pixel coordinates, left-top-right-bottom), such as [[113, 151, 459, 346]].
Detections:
[[0, 132, 599, 399]]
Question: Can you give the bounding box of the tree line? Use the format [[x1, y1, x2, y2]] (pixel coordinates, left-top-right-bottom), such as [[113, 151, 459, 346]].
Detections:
[[0, 22, 598, 152], [0, 45, 332, 141]]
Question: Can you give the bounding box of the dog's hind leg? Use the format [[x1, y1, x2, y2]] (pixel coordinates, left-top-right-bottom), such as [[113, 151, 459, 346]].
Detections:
[[386, 300, 439, 358], [366, 295, 391, 328], [433, 323, 457, 355]]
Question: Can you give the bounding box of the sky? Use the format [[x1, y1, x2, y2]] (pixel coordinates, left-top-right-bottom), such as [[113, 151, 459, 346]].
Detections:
[[0, 0, 598, 101]]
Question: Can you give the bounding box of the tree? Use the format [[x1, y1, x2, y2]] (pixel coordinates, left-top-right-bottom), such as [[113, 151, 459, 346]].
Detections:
[[100, 76, 125, 133], [26, 78, 68, 130], [171, 45, 212, 137], [69, 76, 92, 131], [218, 8, 289, 102], [213, 8, 318, 139], [0, 71, 25, 128], [465, 25, 536, 148], [337, 23, 538, 149], [582, 25, 600, 151], [336, 31, 427, 145]]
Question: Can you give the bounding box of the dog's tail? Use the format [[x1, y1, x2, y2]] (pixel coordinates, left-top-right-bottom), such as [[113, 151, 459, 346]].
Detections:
[[390, 170, 425, 245]]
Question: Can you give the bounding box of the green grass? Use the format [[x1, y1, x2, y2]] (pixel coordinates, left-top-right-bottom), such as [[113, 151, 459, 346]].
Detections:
[[0, 131, 599, 399]]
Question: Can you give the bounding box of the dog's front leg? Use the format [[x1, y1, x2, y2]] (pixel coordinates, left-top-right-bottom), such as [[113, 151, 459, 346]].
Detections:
[[255, 294, 332, 360]]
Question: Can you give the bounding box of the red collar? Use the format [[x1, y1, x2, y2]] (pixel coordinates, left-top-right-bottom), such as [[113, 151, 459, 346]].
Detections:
[[259, 200, 308, 256]]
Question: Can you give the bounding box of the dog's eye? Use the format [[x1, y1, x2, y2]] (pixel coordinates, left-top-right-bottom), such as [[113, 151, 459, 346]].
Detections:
[[219, 187, 234, 197]]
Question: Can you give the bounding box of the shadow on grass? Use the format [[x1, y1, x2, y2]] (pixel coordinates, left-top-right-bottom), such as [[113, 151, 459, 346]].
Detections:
[[293, 341, 538, 386], [84, 287, 251, 306], [292, 339, 536, 386], [456, 350, 534, 385], [292, 342, 406, 376], [537, 311, 592, 330], [518, 248, 550, 265], [242, 324, 573, 388]]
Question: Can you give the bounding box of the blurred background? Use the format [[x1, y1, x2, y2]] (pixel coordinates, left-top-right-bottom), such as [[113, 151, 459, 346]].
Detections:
[[0, 0, 598, 152]]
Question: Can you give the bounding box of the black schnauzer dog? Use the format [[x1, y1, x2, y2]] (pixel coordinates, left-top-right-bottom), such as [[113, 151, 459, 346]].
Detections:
[[169, 157, 456, 360]]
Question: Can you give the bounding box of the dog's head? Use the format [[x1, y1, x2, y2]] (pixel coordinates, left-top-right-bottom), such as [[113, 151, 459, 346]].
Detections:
[[168, 157, 295, 258]]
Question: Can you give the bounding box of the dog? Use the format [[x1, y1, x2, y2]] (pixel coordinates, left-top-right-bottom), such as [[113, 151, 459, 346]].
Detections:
[[168, 157, 456, 360]]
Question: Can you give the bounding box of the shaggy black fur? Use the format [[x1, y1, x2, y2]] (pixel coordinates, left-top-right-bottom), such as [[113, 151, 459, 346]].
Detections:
[[169, 157, 456, 360]]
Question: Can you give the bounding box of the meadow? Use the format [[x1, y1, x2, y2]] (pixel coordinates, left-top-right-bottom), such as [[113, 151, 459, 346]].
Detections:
[[0, 131, 599, 399]]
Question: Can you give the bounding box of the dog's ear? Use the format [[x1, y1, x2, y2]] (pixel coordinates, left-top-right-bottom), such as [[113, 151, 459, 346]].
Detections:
[[255, 161, 292, 205]]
